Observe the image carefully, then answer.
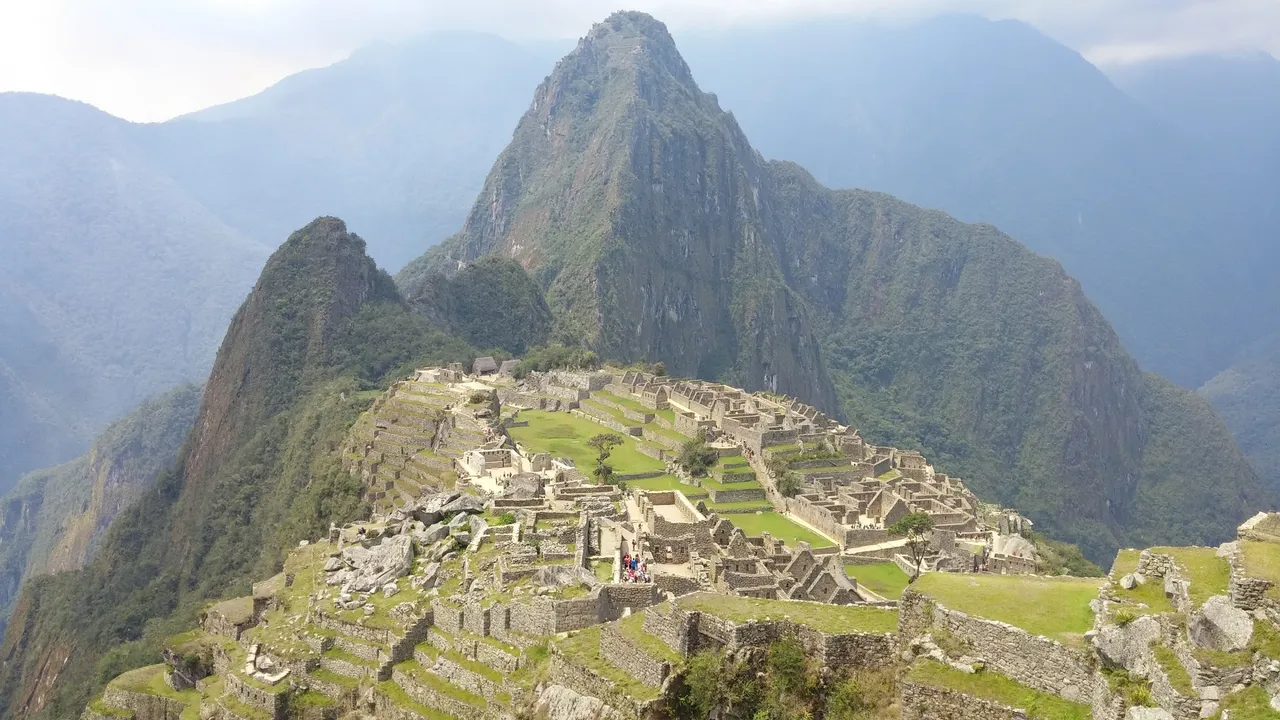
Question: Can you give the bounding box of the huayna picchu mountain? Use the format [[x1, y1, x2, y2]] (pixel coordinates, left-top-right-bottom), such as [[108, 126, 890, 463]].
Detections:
[[0, 218, 473, 718], [398, 11, 1269, 561]]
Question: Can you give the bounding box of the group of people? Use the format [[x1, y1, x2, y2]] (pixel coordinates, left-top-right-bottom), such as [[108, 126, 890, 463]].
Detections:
[[620, 552, 650, 583]]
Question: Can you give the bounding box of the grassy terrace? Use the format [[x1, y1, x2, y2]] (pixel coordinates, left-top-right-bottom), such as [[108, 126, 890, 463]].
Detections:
[[846, 562, 911, 600], [397, 659, 489, 706], [725, 511, 835, 549], [508, 410, 663, 474], [111, 664, 203, 708], [626, 474, 703, 495], [557, 625, 661, 701], [1109, 549, 1175, 615], [376, 681, 459, 720], [1239, 541, 1280, 598], [677, 593, 898, 634], [704, 499, 774, 512], [619, 611, 681, 664], [907, 661, 1091, 720], [911, 573, 1101, 646]]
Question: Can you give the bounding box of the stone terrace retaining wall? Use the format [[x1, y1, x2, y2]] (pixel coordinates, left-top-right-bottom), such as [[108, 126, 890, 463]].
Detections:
[[600, 624, 670, 686], [224, 673, 287, 719], [670, 605, 897, 668], [899, 681, 1026, 720], [1227, 546, 1274, 611], [549, 653, 650, 720], [99, 687, 187, 720], [312, 613, 397, 646], [391, 669, 484, 720], [899, 591, 1094, 701]]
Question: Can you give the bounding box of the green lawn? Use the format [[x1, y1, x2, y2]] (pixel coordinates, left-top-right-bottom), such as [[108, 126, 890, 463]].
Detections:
[[1211, 685, 1277, 720], [677, 593, 898, 634], [908, 661, 1091, 720], [111, 664, 203, 708], [619, 612, 681, 664], [508, 410, 664, 475], [1239, 541, 1280, 591], [1155, 546, 1230, 607], [911, 573, 1101, 646], [594, 391, 653, 416], [724, 511, 835, 548], [846, 562, 911, 600]]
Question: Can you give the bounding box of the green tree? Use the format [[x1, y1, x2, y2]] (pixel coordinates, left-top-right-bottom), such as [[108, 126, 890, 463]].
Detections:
[[888, 512, 935, 579], [587, 433, 623, 485], [776, 471, 802, 498], [678, 435, 719, 477]]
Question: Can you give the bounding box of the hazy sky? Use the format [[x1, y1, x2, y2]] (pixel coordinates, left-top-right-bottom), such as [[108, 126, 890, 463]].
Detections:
[[2, 0, 1277, 122]]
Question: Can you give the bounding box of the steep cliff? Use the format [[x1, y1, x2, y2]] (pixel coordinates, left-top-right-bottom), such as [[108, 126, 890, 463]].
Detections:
[[0, 217, 472, 718], [400, 12, 1269, 560], [0, 385, 200, 630]]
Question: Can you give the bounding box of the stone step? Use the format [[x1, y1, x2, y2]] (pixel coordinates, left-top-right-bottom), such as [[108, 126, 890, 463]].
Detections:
[[321, 648, 380, 680], [391, 663, 488, 720]]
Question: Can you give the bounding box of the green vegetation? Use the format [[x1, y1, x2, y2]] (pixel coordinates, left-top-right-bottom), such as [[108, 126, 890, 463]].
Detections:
[[1239, 540, 1280, 588], [677, 593, 898, 634], [618, 612, 681, 664], [510, 344, 600, 378], [912, 573, 1101, 645], [0, 383, 202, 622], [846, 562, 911, 600], [1211, 685, 1278, 720], [624, 475, 702, 494], [677, 435, 719, 478], [888, 512, 935, 578], [908, 661, 1091, 720], [674, 639, 897, 720], [556, 626, 661, 701], [1154, 546, 1231, 607], [587, 433, 625, 485], [1108, 550, 1176, 616], [1153, 646, 1193, 695], [404, 255, 553, 355], [723, 512, 835, 549], [0, 218, 475, 719], [1034, 534, 1104, 577], [507, 411, 662, 475]]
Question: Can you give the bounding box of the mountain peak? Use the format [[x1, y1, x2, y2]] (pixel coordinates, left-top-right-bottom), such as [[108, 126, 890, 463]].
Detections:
[[563, 10, 696, 92]]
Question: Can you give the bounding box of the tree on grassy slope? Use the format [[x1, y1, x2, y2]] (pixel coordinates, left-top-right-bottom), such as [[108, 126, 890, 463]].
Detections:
[[889, 512, 935, 580]]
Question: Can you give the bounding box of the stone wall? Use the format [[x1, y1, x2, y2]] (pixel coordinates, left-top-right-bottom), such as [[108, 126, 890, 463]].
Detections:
[[600, 624, 670, 686], [899, 591, 1094, 701], [431, 600, 465, 635], [312, 612, 397, 646], [225, 673, 287, 719], [549, 654, 648, 720], [1136, 550, 1177, 578], [430, 655, 505, 703], [391, 669, 484, 720], [899, 681, 1025, 720], [654, 574, 700, 597], [100, 686, 188, 720], [644, 606, 693, 656]]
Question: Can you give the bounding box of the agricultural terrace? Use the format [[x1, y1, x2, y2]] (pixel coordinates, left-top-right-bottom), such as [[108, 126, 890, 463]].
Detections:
[[507, 410, 664, 475], [676, 592, 899, 634], [911, 573, 1102, 646], [907, 660, 1091, 720]]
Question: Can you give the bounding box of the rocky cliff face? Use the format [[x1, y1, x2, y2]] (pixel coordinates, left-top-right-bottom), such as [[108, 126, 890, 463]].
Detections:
[[400, 12, 839, 411], [400, 11, 1269, 560], [0, 385, 200, 630]]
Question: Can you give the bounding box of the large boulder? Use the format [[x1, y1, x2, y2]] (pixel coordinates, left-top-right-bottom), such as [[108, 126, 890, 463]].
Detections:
[[1094, 614, 1162, 672], [1189, 595, 1253, 652], [442, 494, 485, 517], [533, 684, 621, 720], [412, 491, 461, 525], [347, 534, 414, 593]]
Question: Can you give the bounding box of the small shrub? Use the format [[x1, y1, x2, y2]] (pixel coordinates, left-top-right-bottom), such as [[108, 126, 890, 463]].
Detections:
[[491, 512, 516, 526], [468, 390, 491, 405], [1113, 609, 1137, 627]]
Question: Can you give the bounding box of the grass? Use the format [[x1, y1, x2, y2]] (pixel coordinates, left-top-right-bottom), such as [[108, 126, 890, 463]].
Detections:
[[676, 592, 899, 634], [310, 668, 359, 689], [1239, 541, 1280, 598], [89, 698, 135, 718], [1153, 646, 1194, 695], [1156, 546, 1231, 607], [703, 499, 774, 512], [1193, 647, 1252, 669], [595, 391, 654, 416], [626, 474, 700, 493], [508, 410, 663, 475], [618, 611, 681, 664], [1250, 619, 1280, 660], [911, 573, 1102, 646], [593, 559, 614, 583], [397, 659, 488, 705], [376, 680, 459, 720], [846, 562, 911, 600], [908, 661, 1091, 720], [111, 664, 202, 707], [1211, 685, 1277, 719], [724, 511, 835, 549], [557, 626, 661, 701]]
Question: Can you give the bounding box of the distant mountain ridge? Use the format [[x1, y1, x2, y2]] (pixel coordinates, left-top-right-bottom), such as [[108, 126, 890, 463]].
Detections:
[[401, 11, 1270, 560]]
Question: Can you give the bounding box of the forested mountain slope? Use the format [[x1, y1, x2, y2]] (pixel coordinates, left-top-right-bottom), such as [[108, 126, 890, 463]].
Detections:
[[0, 385, 200, 631], [0, 218, 473, 718], [402, 11, 1269, 561]]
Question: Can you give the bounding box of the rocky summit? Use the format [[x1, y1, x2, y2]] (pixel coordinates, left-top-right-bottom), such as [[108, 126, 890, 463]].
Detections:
[[80, 364, 1280, 720]]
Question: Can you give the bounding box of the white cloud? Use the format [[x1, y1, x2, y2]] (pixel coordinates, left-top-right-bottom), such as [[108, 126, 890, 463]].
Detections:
[[0, 0, 1276, 122]]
